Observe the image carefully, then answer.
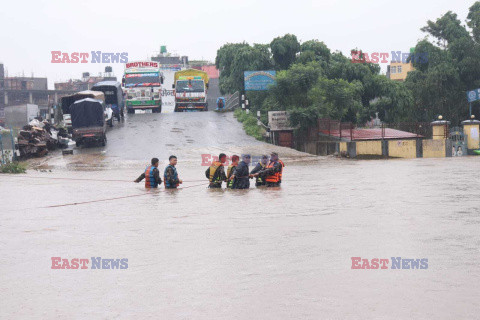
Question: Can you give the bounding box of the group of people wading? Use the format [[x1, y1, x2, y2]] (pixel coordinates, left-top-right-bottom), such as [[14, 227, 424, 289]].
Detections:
[[134, 152, 284, 189], [205, 152, 284, 189]]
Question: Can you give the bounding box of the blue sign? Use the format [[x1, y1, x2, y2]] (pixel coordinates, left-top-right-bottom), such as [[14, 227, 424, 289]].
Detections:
[[467, 89, 480, 103], [244, 71, 276, 91]]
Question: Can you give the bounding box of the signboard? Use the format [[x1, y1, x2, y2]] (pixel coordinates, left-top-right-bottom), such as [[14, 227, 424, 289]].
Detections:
[[268, 111, 294, 131], [467, 88, 480, 103], [125, 61, 159, 69], [244, 71, 276, 91]]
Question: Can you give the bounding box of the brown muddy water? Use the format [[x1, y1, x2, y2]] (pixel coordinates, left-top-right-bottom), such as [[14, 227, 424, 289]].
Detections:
[[1, 112, 479, 319]]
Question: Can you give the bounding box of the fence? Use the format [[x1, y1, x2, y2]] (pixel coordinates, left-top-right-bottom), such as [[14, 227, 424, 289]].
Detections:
[[318, 118, 434, 141], [224, 91, 240, 110], [1, 128, 17, 164]]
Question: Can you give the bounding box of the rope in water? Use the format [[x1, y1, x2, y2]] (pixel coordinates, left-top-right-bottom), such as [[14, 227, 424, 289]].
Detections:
[[1, 175, 207, 183], [40, 182, 209, 209]]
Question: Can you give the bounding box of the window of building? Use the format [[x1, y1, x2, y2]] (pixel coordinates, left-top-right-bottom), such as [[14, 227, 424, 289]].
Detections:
[[391, 66, 397, 74], [397, 66, 402, 73]]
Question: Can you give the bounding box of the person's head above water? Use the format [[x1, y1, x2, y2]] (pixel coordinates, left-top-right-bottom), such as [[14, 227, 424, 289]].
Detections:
[[270, 152, 279, 162], [231, 155, 239, 165], [261, 155, 268, 165], [242, 154, 251, 164], [219, 153, 227, 163], [169, 155, 177, 166], [151, 157, 159, 167]]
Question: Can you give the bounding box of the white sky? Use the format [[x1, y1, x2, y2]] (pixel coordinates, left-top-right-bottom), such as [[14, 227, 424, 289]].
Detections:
[[0, 0, 474, 89]]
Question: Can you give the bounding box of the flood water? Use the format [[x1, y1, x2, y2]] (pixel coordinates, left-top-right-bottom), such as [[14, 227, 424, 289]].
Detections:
[[1, 112, 479, 319]]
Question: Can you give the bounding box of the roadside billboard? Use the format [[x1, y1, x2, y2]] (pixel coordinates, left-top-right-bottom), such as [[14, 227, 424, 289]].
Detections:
[[244, 71, 276, 91]]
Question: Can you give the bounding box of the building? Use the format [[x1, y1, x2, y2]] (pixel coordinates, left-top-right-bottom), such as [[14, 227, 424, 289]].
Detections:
[[387, 61, 414, 81], [54, 68, 117, 91]]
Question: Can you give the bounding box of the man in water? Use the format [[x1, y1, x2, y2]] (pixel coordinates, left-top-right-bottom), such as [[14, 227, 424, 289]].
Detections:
[[250, 155, 268, 187], [134, 157, 162, 188], [226, 155, 239, 189], [164, 155, 182, 189], [206, 153, 228, 188], [231, 154, 253, 189], [260, 152, 284, 187]]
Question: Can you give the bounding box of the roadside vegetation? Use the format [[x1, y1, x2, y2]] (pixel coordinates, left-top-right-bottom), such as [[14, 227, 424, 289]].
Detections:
[[217, 2, 480, 130], [234, 108, 266, 141], [0, 161, 27, 174]]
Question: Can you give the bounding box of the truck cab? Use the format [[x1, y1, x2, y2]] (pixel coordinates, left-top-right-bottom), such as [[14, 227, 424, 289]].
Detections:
[[173, 69, 209, 112]]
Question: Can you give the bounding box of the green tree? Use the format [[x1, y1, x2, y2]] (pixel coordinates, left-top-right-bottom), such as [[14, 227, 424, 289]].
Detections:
[[270, 34, 301, 70]]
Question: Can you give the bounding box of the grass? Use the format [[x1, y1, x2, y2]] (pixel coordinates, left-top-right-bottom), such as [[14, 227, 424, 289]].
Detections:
[[0, 161, 27, 174], [234, 108, 266, 141]]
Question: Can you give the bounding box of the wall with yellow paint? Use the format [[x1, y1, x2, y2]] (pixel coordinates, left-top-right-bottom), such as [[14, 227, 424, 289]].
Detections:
[[339, 142, 347, 153], [356, 141, 382, 155], [463, 124, 480, 150], [389, 62, 414, 81], [423, 139, 445, 158], [388, 140, 417, 158]]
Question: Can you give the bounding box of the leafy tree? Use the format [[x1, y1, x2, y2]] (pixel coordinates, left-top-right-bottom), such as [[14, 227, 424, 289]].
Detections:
[[270, 34, 301, 70]]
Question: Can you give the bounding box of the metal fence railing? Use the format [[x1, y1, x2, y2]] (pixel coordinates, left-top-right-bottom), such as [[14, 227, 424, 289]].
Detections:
[[225, 91, 240, 110]]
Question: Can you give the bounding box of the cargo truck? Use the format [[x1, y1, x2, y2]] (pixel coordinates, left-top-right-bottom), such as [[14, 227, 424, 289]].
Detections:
[[172, 69, 209, 112]]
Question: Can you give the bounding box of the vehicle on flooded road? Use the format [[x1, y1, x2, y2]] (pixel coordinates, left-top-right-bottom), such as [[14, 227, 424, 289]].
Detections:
[[123, 61, 164, 114], [61, 90, 113, 131], [173, 69, 209, 112], [70, 98, 107, 147], [91, 81, 125, 122]]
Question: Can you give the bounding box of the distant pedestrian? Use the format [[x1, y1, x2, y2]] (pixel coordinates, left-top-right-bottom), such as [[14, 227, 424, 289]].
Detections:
[[135, 157, 162, 188], [164, 155, 182, 189]]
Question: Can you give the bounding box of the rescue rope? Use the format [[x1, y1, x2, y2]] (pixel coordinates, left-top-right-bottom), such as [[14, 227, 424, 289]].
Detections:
[[1, 175, 209, 183], [40, 182, 209, 208]]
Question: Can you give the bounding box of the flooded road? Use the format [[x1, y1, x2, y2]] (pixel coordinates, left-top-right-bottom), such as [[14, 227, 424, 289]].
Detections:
[[1, 112, 480, 319]]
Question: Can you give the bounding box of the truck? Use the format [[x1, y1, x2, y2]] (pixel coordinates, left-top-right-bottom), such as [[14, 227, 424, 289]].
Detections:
[[172, 69, 209, 112], [123, 61, 164, 114]]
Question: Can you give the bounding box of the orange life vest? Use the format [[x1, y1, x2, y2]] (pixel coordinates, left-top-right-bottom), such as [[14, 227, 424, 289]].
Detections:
[[266, 160, 284, 183]]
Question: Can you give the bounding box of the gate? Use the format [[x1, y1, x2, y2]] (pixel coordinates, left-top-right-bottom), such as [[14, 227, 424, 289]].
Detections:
[[449, 127, 467, 157]]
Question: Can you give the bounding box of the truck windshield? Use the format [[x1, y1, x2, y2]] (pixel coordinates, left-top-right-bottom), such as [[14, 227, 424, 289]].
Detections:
[[125, 73, 160, 87], [176, 80, 205, 93]]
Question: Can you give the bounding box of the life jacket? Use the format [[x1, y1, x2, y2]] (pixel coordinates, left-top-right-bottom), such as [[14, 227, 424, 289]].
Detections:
[[256, 163, 267, 184], [208, 161, 223, 183], [266, 160, 284, 183], [144, 165, 158, 188], [164, 164, 179, 188], [227, 164, 236, 188]]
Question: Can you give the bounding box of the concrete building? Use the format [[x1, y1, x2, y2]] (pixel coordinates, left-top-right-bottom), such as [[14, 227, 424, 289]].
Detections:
[[387, 62, 415, 81]]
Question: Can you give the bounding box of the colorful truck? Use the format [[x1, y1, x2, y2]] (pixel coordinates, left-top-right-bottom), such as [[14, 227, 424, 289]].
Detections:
[[123, 61, 164, 113], [172, 69, 209, 112]]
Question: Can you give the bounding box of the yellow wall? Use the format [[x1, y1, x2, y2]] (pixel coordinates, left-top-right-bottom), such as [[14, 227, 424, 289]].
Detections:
[[432, 125, 447, 140], [356, 141, 382, 155], [389, 62, 414, 81], [388, 140, 417, 158], [463, 124, 480, 150], [423, 139, 445, 158], [339, 142, 347, 153]]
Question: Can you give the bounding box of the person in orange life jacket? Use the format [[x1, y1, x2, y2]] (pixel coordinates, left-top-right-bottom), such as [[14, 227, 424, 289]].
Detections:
[[164, 155, 182, 189], [231, 154, 254, 189], [135, 157, 162, 188], [205, 153, 228, 188], [256, 152, 284, 187], [226, 154, 239, 189], [250, 155, 268, 187]]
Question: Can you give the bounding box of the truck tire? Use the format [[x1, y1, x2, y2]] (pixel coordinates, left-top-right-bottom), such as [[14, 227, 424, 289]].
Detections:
[[127, 108, 135, 114], [101, 135, 107, 146], [75, 140, 81, 147], [107, 118, 113, 127]]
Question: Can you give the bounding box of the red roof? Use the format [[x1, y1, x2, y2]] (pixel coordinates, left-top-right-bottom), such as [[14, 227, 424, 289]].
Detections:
[[320, 128, 421, 141], [201, 65, 219, 79]]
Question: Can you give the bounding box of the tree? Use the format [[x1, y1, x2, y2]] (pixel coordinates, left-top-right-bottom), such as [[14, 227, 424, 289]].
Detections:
[[270, 34, 301, 70]]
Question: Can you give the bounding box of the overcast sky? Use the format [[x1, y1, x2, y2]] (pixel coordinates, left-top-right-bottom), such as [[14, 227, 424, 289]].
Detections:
[[0, 0, 474, 89]]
